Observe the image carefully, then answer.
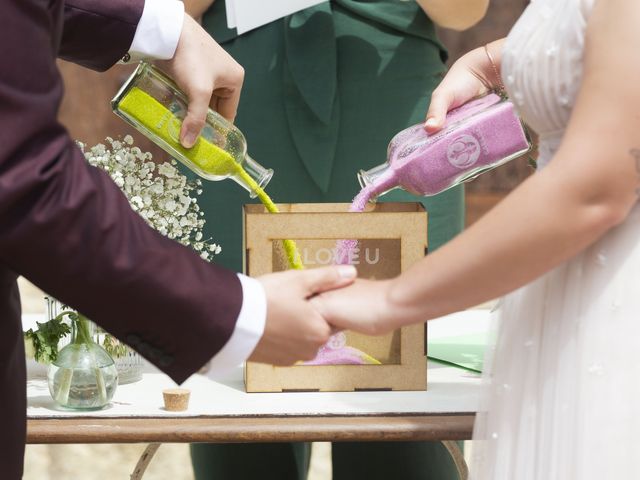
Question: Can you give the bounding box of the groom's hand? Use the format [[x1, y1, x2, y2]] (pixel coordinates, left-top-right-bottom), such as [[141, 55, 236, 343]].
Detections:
[[249, 266, 357, 366], [157, 14, 245, 148]]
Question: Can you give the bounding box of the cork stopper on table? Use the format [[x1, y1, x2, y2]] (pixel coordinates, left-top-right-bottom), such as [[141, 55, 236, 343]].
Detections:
[[162, 388, 191, 412]]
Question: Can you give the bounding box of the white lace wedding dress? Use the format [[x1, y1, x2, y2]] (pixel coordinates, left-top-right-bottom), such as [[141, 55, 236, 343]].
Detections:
[[471, 0, 640, 478]]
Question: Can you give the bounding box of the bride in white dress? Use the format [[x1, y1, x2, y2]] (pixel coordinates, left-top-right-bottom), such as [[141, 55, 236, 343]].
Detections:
[[315, 0, 640, 477]]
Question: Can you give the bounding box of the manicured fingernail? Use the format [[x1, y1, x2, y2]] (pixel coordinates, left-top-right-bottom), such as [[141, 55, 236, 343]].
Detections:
[[338, 265, 357, 279], [424, 118, 438, 128], [182, 131, 197, 148]]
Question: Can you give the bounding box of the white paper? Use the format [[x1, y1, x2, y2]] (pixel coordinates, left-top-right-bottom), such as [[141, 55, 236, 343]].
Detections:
[[233, 0, 328, 35], [225, 0, 237, 29]]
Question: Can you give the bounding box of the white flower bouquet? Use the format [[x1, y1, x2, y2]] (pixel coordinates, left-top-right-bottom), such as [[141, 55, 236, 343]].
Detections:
[[81, 135, 221, 260]]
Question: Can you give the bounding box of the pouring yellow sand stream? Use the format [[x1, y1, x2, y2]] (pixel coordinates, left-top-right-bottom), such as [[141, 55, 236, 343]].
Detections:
[[118, 87, 303, 270]]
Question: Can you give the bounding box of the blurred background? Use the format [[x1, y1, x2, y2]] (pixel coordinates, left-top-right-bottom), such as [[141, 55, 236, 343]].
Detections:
[[24, 1, 527, 478]]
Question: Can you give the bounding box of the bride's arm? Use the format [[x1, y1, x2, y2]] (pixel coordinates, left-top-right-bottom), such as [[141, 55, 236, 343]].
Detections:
[[416, 0, 490, 31], [315, 0, 640, 334]]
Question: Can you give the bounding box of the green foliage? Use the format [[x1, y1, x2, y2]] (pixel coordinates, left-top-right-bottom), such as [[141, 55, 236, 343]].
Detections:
[[24, 318, 71, 364], [25, 307, 129, 363], [102, 334, 128, 359]]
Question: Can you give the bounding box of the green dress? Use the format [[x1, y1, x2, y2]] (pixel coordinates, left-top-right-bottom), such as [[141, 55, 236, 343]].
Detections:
[[190, 1, 465, 479]]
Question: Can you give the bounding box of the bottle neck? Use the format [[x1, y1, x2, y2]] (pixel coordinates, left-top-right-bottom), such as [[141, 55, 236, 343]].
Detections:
[[357, 162, 398, 198], [71, 314, 95, 346], [231, 154, 274, 198]]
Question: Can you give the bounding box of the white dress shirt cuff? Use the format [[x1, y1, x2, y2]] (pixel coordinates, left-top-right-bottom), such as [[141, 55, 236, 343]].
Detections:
[[204, 274, 267, 380], [127, 0, 184, 61]]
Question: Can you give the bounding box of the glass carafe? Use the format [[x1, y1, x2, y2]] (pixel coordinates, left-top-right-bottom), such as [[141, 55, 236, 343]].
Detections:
[[47, 312, 118, 410], [111, 62, 273, 198], [358, 93, 531, 199]]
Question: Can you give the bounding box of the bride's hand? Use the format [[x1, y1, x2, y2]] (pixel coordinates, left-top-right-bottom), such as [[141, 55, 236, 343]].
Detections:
[[425, 39, 505, 133], [311, 279, 397, 336]]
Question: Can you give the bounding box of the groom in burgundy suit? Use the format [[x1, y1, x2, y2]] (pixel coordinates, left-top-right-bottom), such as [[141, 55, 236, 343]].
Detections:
[[0, 1, 356, 477]]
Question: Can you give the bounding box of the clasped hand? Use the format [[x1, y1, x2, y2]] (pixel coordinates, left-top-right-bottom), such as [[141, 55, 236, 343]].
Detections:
[[251, 273, 402, 366], [250, 266, 361, 365]]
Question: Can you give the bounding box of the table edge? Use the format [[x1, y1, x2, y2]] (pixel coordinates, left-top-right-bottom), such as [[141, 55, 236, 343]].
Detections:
[[27, 414, 476, 443]]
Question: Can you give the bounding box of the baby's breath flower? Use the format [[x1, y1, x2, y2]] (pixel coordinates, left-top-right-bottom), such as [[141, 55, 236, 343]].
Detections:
[[79, 138, 220, 261]]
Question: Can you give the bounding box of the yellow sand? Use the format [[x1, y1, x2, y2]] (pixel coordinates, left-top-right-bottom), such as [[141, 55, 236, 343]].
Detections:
[[119, 87, 239, 176], [238, 168, 303, 269], [118, 87, 303, 269]]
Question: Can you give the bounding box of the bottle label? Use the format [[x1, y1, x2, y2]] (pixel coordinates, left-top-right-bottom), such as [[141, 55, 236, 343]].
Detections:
[[155, 109, 182, 144], [446, 134, 482, 169]]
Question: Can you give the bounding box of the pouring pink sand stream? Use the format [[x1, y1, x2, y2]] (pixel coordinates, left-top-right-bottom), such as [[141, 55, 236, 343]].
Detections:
[[304, 178, 396, 365], [334, 180, 395, 265]]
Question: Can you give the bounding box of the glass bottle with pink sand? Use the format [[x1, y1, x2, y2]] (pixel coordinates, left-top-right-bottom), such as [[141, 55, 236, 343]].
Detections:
[[334, 93, 530, 266], [355, 93, 531, 208]]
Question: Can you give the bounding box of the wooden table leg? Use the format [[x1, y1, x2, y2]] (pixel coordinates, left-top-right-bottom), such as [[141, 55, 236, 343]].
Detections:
[[443, 440, 469, 480], [130, 443, 162, 480]]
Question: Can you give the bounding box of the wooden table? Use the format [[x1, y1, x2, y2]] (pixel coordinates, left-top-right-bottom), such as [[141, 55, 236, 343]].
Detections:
[[27, 361, 480, 444], [25, 312, 486, 478], [28, 413, 475, 444], [27, 363, 478, 479], [26, 310, 486, 444]]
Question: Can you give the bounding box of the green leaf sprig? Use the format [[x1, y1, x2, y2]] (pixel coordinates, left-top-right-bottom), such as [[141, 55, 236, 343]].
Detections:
[[24, 314, 71, 364]]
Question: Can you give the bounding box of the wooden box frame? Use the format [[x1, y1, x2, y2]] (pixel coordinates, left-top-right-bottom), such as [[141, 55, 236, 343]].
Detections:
[[243, 203, 427, 393]]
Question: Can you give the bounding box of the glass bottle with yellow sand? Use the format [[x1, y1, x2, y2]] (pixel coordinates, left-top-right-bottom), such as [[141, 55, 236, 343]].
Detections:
[[111, 62, 273, 198], [111, 62, 302, 269]]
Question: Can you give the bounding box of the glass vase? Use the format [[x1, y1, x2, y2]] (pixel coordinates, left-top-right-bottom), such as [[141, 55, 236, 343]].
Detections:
[[46, 297, 143, 385], [47, 313, 118, 410]]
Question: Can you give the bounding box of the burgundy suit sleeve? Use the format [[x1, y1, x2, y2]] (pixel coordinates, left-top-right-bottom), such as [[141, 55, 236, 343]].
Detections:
[[0, 0, 243, 384], [60, 0, 143, 71]]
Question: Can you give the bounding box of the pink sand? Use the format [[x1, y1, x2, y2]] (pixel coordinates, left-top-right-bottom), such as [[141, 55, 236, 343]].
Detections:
[[386, 94, 528, 196], [303, 346, 374, 365], [334, 177, 397, 264], [303, 332, 379, 366]]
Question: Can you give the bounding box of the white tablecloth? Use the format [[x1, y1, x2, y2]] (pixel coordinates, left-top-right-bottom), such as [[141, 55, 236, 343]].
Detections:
[[26, 311, 489, 419]]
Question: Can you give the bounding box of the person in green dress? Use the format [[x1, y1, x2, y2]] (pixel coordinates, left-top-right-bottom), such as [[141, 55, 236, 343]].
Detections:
[[184, 1, 488, 478]]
